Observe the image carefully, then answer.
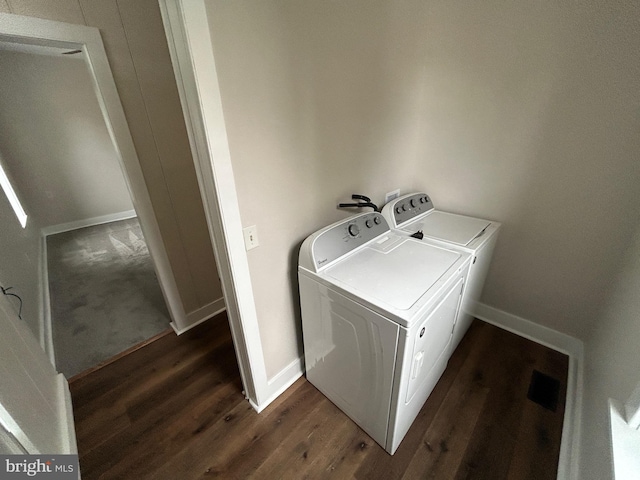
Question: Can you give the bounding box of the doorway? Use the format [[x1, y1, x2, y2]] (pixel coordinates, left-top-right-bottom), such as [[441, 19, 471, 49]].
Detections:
[[0, 42, 173, 377], [0, 10, 245, 456], [0, 14, 188, 375]]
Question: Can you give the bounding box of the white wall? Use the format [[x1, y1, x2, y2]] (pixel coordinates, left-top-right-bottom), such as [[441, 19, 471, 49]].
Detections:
[[0, 152, 42, 339], [0, 49, 133, 229], [580, 222, 640, 479]]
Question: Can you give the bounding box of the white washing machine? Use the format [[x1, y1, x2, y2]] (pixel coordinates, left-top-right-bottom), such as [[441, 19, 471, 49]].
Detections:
[[381, 193, 501, 354], [298, 212, 471, 454]]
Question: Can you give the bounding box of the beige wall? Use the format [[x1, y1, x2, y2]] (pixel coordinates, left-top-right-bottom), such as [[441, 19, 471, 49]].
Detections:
[[580, 223, 640, 479], [0, 0, 222, 314], [0, 49, 133, 228], [207, 0, 426, 377], [414, 0, 640, 339], [207, 2, 640, 475], [207, 0, 639, 379]]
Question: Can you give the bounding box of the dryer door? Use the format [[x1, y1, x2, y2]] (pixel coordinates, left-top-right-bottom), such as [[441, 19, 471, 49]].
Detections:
[[386, 274, 465, 455], [299, 275, 400, 447], [406, 276, 464, 403]]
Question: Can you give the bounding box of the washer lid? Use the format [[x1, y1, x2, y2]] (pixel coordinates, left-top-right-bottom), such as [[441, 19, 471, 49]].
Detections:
[[324, 238, 462, 311], [401, 211, 491, 246]]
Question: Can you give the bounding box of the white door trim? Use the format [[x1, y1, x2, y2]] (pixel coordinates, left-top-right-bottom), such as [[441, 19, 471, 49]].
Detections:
[[0, 13, 189, 347], [159, 0, 273, 407]]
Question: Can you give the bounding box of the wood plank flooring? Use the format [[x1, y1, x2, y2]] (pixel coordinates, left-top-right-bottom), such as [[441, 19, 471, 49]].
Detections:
[[70, 314, 568, 479]]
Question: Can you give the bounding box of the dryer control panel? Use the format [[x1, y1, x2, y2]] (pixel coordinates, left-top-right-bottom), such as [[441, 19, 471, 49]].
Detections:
[[303, 212, 390, 271], [385, 193, 434, 228]]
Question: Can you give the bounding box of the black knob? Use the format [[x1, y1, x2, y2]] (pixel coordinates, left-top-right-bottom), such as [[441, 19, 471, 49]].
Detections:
[[410, 199, 417, 207], [395, 206, 402, 214], [401, 204, 407, 211]]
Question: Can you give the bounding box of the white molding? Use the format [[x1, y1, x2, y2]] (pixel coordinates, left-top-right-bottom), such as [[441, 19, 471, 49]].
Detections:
[[473, 302, 583, 356], [39, 234, 56, 367], [41, 209, 136, 237], [0, 422, 27, 454], [186, 297, 226, 325], [170, 297, 226, 335], [472, 302, 584, 480], [0, 403, 37, 454], [159, 0, 270, 407], [55, 373, 77, 454], [609, 398, 640, 479], [249, 357, 305, 413]]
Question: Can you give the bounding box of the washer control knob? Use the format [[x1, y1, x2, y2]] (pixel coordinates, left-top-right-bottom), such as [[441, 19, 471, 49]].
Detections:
[[348, 224, 360, 237], [373, 216, 381, 225], [365, 219, 373, 228], [395, 206, 402, 214], [410, 199, 417, 208], [423, 196, 429, 203], [401, 204, 407, 211]]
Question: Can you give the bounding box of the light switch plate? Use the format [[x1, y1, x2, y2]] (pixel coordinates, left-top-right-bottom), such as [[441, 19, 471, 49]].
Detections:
[[243, 225, 259, 250]]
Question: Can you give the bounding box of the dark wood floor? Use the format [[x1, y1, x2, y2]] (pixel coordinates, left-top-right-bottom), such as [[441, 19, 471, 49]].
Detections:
[[70, 314, 568, 479]]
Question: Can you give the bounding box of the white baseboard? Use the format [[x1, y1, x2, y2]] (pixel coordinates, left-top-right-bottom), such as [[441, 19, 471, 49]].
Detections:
[[472, 302, 583, 480], [473, 302, 583, 356], [170, 297, 226, 335], [249, 356, 305, 414], [41, 210, 137, 237], [56, 373, 77, 454]]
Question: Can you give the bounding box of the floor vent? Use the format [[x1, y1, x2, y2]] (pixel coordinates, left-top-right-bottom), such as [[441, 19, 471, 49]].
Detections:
[[527, 370, 560, 412]]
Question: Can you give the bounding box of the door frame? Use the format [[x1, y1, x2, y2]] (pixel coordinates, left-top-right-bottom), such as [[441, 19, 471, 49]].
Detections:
[[159, 0, 299, 410], [0, 13, 189, 358]]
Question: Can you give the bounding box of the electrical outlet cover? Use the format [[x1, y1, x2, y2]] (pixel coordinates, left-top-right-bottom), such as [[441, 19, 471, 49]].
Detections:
[[385, 189, 400, 204]]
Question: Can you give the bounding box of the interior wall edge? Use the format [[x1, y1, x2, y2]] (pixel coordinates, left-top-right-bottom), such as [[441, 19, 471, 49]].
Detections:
[[170, 296, 226, 335], [38, 233, 55, 367], [55, 373, 76, 455], [40, 209, 137, 238], [472, 301, 584, 480], [249, 355, 304, 414], [158, 0, 265, 404]]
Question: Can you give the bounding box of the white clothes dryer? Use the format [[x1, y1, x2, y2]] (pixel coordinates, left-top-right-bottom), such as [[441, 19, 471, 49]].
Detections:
[[381, 193, 501, 354], [298, 212, 471, 454]]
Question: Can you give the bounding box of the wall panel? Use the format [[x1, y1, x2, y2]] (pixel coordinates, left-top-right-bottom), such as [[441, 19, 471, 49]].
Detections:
[[7, 0, 85, 24], [117, 0, 220, 306]]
